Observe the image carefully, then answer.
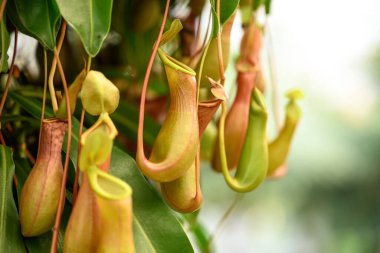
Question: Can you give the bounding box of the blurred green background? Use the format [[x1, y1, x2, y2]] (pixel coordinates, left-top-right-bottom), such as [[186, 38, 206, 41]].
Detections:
[[197, 0, 380, 252]]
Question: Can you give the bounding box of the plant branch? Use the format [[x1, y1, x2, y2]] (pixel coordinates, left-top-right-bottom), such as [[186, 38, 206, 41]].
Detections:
[[72, 108, 85, 205]]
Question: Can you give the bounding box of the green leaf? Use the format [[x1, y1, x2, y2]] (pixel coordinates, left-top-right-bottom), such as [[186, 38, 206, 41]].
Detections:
[[9, 92, 195, 253], [54, 0, 113, 56], [209, 0, 239, 38], [219, 0, 239, 25], [0, 17, 10, 72], [6, 0, 61, 50], [0, 145, 26, 252]]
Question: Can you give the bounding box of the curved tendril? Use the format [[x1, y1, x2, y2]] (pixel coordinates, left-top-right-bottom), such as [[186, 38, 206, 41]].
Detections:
[[137, 0, 171, 179]]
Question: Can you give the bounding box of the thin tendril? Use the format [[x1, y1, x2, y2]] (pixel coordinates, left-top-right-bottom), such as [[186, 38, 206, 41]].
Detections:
[[137, 0, 171, 162], [48, 21, 67, 113], [0, 30, 18, 125], [72, 109, 85, 205], [50, 24, 71, 253], [207, 193, 243, 250], [266, 21, 281, 132]]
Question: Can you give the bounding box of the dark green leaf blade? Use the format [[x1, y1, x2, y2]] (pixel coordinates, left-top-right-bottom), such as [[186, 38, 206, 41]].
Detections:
[[220, 0, 239, 25], [0, 16, 10, 72], [209, 0, 239, 38], [0, 145, 27, 252], [6, 0, 61, 50], [54, 0, 113, 56], [10, 92, 194, 253]]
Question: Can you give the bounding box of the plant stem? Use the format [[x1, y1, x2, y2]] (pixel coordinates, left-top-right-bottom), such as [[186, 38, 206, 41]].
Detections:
[[48, 20, 67, 113], [0, 30, 18, 127], [50, 24, 71, 253], [137, 0, 170, 161], [207, 193, 244, 251], [72, 109, 85, 205], [87, 56, 92, 73]]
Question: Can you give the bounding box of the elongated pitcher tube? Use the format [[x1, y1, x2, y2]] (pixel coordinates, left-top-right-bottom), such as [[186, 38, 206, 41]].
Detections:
[[160, 99, 222, 212], [219, 88, 268, 193], [137, 49, 199, 182], [19, 119, 67, 236], [267, 90, 303, 177]]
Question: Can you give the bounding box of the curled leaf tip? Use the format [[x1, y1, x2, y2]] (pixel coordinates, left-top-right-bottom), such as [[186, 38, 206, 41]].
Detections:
[[207, 76, 229, 100], [286, 88, 304, 101], [159, 19, 183, 46]]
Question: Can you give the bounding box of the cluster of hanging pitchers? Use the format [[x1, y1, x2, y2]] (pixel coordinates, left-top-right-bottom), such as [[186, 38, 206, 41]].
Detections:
[[18, 2, 302, 253]]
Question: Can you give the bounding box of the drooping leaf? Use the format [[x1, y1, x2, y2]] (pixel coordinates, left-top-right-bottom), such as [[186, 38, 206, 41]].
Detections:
[[6, 0, 61, 50], [54, 0, 113, 56], [0, 145, 26, 252], [0, 17, 10, 72], [10, 92, 194, 253]]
